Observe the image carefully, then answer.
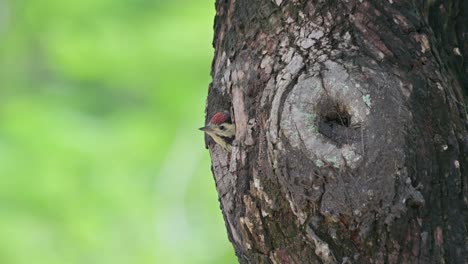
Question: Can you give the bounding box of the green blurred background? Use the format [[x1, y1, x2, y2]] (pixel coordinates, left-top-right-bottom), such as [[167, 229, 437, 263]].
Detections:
[[0, 0, 236, 263]]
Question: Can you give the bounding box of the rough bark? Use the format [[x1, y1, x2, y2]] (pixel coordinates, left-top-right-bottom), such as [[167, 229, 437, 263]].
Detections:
[[204, 0, 467, 263]]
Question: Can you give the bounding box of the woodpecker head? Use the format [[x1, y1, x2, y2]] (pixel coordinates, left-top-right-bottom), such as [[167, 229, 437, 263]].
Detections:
[[199, 111, 235, 152]]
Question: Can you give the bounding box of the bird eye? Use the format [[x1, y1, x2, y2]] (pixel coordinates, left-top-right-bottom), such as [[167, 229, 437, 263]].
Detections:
[[219, 125, 225, 130]]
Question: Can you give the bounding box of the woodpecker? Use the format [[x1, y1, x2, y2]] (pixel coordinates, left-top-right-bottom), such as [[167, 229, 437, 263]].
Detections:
[[199, 111, 235, 152]]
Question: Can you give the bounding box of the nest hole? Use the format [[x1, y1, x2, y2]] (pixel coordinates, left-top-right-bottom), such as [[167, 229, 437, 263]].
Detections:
[[317, 98, 351, 128], [323, 110, 351, 127], [316, 98, 356, 146]]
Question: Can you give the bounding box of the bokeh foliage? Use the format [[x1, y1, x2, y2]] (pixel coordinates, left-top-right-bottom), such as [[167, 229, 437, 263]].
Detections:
[[0, 0, 235, 263]]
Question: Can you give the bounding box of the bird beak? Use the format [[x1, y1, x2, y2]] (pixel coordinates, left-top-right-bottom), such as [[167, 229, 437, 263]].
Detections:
[[199, 125, 209, 132], [199, 124, 214, 132]]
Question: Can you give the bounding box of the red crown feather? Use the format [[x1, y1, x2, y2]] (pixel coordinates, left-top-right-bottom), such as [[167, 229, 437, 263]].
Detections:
[[209, 112, 230, 125]]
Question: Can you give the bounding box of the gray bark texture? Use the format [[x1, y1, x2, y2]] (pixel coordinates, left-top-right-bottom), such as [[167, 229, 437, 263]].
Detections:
[[204, 0, 468, 263]]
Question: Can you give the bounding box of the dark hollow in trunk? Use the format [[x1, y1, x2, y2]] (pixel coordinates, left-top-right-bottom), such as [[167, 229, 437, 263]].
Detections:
[[204, 0, 467, 263]]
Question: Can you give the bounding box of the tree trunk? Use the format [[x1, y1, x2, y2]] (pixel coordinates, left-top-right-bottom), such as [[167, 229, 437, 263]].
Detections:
[[204, 0, 467, 263]]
